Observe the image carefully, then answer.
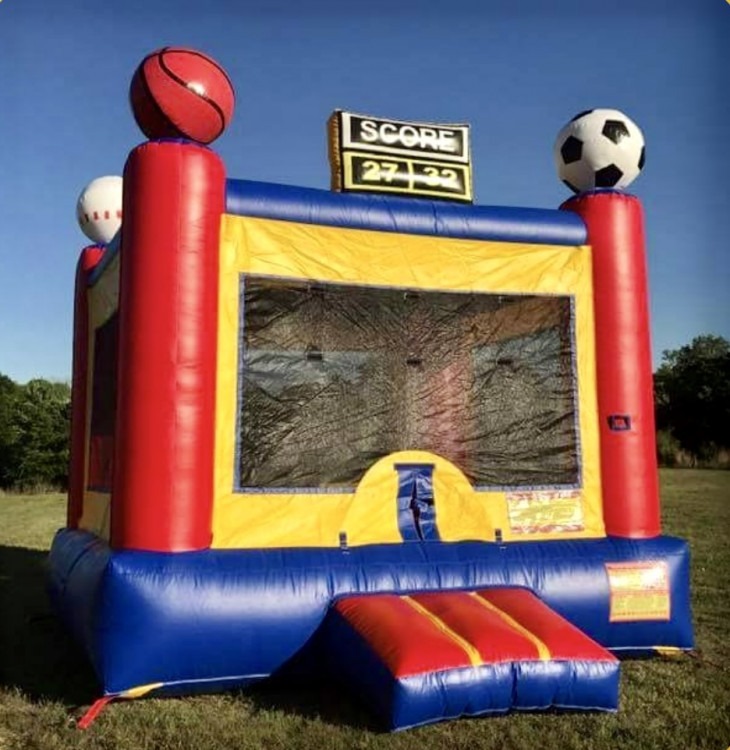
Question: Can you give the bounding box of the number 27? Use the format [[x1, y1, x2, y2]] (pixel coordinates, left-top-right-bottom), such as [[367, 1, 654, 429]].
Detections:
[[362, 160, 400, 183]]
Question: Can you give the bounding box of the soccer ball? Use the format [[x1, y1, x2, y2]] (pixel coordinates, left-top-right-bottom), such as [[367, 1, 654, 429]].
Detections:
[[554, 109, 645, 194]]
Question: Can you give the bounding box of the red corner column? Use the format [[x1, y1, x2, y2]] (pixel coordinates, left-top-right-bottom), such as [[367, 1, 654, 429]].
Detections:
[[68, 246, 106, 529], [562, 191, 661, 538], [111, 141, 225, 552]]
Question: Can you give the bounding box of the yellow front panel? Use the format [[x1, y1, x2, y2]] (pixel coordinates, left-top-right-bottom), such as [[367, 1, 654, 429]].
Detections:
[[213, 214, 603, 548]]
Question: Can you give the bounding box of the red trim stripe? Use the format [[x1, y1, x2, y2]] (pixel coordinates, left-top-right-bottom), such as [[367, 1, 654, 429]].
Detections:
[[335, 595, 474, 677], [402, 595, 482, 666], [469, 592, 551, 660], [477, 589, 617, 662], [411, 591, 542, 662], [77, 696, 114, 729]]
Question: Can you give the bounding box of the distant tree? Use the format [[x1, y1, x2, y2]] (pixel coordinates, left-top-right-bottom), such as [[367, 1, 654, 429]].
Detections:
[[0, 375, 71, 490], [655, 335, 730, 461], [12, 379, 71, 490], [0, 374, 21, 487]]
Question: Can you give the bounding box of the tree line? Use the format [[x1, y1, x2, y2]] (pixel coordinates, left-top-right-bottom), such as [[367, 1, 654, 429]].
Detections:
[[654, 335, 729, 467], [0, 334, 727, 491], [0, 376, 71, 491]]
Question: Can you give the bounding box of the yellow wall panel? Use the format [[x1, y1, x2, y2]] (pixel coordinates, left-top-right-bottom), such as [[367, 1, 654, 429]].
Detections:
[[79, 253, 120, 543], [212, 215, 604, 549], [79, 491, 111, 539]]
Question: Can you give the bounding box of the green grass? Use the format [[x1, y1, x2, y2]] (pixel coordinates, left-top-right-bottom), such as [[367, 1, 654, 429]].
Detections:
[[1, 471, 729, 750]]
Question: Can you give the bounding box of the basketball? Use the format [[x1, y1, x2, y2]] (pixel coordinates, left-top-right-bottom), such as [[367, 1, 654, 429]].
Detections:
[[130, 47, 235, 144]]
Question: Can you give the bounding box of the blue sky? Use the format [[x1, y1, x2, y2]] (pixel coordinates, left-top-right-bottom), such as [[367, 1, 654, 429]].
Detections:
[[0, 0, 727, 383]]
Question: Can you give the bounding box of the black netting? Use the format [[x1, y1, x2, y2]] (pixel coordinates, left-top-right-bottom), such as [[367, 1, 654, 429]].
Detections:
[[88, 312, 118, 491], [237, 277, 578, 490]]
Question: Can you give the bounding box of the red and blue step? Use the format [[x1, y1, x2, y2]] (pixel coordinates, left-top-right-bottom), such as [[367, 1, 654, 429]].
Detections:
[[324, 587, 619, 730]]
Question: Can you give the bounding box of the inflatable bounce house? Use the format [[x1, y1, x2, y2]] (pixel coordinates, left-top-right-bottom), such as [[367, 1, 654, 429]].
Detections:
[[50, 48, 693, 730]]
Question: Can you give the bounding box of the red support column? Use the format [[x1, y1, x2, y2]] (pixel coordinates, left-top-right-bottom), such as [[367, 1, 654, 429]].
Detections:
[[111, 141, 225, 552], [562, 191, 661, 538], [68, 245, 106, 529]]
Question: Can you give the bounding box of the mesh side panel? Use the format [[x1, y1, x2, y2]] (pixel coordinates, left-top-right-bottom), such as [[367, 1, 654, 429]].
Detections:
[[238, 277, 578, 490], [87, 312, 119, 491]]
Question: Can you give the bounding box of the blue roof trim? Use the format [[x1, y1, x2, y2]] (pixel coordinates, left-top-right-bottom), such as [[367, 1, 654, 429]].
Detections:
[[225, 179, 587, 246], [88, 232, 120, 286]]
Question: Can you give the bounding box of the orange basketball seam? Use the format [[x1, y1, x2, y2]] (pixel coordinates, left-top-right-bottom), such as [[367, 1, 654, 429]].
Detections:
[[159, 46, 236, 95], [135, 59, 185, 140], [144, 53, 197, 141], [158, 49, 228, 142]]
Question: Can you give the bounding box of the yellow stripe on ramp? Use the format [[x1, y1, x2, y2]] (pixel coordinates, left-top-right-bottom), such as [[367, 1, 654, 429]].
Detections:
[[469, 592, 552, 661], [402, 596, 483, 668]]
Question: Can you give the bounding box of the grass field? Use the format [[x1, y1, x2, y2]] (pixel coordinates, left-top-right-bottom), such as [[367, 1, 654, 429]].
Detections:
[[1, 469, 728, 750]]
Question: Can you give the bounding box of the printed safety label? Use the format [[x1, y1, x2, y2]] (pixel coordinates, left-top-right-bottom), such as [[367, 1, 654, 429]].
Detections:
[[506, 489, 584, 534], [605, 561, 671, 622]]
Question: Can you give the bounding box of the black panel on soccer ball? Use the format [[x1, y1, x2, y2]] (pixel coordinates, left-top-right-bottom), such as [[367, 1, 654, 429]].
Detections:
[[560, 136, 583, 164], [595, 164, 624, 188], [570, 109, 594, 123], [601, 120, 630, 144], [638, 145, 646, 170]]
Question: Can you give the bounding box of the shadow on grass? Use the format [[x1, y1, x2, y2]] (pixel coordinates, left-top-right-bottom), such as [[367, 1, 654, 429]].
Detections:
[[0, 544, 376, 729], [243, 675, 379, 732], [0, 545, 98, 706]]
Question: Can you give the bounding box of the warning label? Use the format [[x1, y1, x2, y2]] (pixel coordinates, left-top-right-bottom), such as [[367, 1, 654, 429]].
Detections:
[[605, 561, 671, 622], [506, 489, 584, 534]]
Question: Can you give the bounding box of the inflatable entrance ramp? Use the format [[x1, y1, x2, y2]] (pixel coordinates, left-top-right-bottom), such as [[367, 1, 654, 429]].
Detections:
[[325, 588, 619, 730]]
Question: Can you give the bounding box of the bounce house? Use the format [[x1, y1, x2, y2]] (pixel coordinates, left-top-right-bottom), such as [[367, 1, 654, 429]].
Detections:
[[49, 48, 693, 730]]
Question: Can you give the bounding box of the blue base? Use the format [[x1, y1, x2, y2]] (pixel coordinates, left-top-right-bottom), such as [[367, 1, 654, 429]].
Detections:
[[47, 530, 693, 697]]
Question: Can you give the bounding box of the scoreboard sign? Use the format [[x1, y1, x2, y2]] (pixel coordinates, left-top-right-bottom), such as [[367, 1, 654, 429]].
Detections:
[[328, 111, 473, 202]]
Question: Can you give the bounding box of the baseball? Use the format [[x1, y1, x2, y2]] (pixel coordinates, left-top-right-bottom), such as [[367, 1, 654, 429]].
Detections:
[[76, 175, 123, 245]]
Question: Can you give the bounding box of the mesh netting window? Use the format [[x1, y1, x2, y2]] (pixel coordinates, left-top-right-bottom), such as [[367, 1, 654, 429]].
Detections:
[[88, 312, 118, 491], [237, 277, 579, 490]]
